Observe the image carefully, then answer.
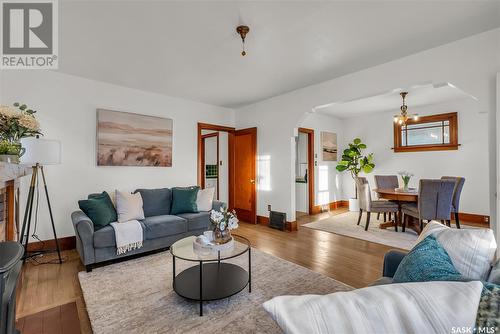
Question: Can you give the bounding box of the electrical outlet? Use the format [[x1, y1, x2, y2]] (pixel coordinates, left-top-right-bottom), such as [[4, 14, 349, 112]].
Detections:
[[484, 216, 489, 223], [268, 205, 272, 211]]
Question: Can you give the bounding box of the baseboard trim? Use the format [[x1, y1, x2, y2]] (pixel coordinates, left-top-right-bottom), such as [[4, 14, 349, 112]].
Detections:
[[257, 215, 269, 225], [311, 200, 348, 214], [455, 212, 489, 227], [256, 215, 297, 231], [27, 236, 76, 252]]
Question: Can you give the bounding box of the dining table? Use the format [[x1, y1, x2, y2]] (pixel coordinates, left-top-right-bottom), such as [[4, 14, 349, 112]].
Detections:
[[373, 188, 420, 234]]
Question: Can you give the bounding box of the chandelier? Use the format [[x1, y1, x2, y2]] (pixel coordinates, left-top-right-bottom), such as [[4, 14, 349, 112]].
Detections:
[[394, 92, 418, 125], [236, 25, 250, 56]]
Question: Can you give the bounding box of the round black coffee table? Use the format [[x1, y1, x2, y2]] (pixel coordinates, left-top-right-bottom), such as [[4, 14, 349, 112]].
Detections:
[[170, 234, 251, 316]]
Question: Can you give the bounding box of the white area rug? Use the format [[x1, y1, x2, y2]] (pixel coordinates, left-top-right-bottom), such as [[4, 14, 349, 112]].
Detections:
[[303, 212, 419, 250], [78, 249, 352, 334]]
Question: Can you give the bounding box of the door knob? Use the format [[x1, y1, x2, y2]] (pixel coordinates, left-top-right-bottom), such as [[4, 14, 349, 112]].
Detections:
[[250, 179, 255, 184]]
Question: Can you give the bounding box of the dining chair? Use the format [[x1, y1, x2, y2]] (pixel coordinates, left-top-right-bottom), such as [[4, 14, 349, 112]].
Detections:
[[441, 176, 465, 229], [374, 175, 399, 222], [356, 177, 399, 231], [401, 179, 455, 232]]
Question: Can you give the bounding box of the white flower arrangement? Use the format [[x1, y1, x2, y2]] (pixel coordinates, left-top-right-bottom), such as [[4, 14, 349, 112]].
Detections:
[[0, 103, 42, 143], [210, 206, 239, 232], [398, 171, 414, 189]]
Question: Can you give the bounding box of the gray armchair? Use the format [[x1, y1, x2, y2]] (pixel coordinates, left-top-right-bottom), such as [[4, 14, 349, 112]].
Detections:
[[374, 175, 399, 222], [356, 177, 399, 231], [401, 179, 455, 232], [441, 176, 465, 229]]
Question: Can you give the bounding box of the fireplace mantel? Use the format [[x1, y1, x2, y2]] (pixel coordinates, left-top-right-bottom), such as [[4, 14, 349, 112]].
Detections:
[[0, 162, 31, 186], [0, 163, 31, 241]]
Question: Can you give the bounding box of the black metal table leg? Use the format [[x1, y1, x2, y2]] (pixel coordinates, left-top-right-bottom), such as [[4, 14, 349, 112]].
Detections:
[[248, 248, 252, 293], [199, 261, 203, 316], [172, 256, 176, 289]]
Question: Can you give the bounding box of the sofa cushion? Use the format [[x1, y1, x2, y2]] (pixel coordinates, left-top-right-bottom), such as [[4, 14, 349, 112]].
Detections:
[[416, 221, 497, 280], [134, 188, 172, 217], [176, 212, 210, 231], [142, 215, 187, 239], [170, 186, 199, 215], [93, 221, 147, 248]]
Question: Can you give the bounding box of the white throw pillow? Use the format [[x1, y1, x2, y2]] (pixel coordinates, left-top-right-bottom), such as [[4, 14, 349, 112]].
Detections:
[[416, 221, 497, 280], [263, 281, 482, 334], [115, 190, 145, 223], [197, 187, 215, 211]]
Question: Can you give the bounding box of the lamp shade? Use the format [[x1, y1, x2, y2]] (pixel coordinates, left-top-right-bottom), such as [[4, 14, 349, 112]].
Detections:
[[20, 138, 61, 165]]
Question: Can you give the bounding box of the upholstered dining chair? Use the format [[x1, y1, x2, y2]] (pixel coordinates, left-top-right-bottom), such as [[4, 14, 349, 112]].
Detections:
[[401, 179, 455, 232], [374, 175, 399, 222], [441, 176, 465, 229], [355, 177, 399, 231]]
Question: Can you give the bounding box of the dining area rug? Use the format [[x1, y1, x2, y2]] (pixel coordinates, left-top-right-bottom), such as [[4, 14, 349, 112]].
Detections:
[[303, 212, 419, 250], [78, 248, 352, 334]]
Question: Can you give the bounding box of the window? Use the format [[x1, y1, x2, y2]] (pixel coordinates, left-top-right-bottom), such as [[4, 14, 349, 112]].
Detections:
[[393, 112, 458, 152]]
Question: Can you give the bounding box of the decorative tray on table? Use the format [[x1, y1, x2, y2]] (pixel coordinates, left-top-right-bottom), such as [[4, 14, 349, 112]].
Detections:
[[193, 234, 234, 253]]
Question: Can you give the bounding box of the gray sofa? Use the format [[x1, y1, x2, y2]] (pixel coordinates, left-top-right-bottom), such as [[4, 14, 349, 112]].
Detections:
[[71, 188, 225, 272], [372, 250, 500, 286]]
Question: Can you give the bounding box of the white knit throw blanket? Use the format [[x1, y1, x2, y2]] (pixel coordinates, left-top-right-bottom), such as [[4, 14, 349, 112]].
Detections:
[[110, 220, 143, 255]]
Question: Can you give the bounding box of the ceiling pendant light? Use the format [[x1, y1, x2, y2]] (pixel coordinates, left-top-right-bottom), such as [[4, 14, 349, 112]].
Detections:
[[236, 25, 250, 56], [394, 92, 418, 125]]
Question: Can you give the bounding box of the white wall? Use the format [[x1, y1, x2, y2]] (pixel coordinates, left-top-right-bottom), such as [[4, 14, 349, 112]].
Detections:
[[218, 131, 228, 203], [341, 98, 489, 215], [0, 70, 235, 240], [204, 136, 217, 165], [295, 132, 308, 213], [236, 28, 500, 223], [200, 130, 229, 203], [496, 72, 500, 254], [299, 112, 344, 207]]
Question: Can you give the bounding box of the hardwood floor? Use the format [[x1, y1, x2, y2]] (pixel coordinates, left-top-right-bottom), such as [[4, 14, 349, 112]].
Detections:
[[16, 302, 81, 334], [17, 251, 92, 334], [16, 208, 400, 333]]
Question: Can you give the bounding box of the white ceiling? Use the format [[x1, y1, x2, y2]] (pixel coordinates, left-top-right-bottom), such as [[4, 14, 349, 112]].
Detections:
[[313, 82, 477, 119], [58, 1, 500, 108]]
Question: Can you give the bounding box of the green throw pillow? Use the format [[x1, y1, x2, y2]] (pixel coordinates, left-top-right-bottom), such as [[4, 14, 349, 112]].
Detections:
[[78, 192, 117, 230], [170, 186, 199, 215]]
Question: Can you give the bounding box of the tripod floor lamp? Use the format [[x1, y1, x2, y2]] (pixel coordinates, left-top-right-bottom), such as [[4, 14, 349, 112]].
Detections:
[[19, 137, 62, 264]]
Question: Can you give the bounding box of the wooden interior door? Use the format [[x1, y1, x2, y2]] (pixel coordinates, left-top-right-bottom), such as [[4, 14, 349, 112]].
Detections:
[[234, 128, 257, 224]]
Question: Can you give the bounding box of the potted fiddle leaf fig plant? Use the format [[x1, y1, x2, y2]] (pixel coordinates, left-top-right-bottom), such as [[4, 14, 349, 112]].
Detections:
[[336, 138, 375, 211]]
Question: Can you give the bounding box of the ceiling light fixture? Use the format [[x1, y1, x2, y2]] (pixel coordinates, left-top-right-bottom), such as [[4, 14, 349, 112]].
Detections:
[[394, 92, 418, 125], [236, 25, 249, 56]]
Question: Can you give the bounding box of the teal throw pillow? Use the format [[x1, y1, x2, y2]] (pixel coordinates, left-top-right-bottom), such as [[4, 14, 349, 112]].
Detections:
[[170, 186, 200, 215], [78, 192, 117, 230], [393, 235, 464, 283]]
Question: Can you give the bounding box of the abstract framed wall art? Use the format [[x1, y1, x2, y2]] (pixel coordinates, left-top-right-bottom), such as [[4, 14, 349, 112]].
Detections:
[[321, 131, 337, 161], [96, 109, 172, 167]]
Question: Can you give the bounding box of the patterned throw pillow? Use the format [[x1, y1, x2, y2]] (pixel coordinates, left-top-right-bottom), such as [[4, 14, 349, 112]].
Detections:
[[476, 282, 500, 329], [393, 235, 464, 283]]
